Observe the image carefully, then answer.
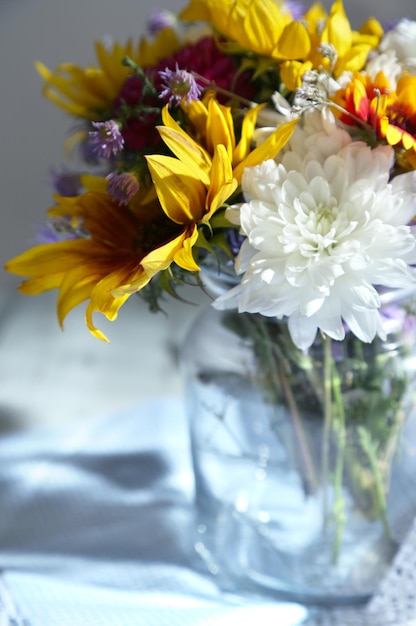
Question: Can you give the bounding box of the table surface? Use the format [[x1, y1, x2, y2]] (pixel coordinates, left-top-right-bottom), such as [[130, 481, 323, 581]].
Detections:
[[0, 289, 416, 626], [0, 286, 206, 433]]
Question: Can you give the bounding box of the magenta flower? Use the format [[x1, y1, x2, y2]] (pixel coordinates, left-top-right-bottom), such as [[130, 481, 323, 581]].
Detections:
[[113, 35, 255, 153]]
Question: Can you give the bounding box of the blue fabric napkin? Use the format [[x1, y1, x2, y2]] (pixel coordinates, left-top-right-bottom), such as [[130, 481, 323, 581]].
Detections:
[[0, 396, 307, 625], [1, 396, 416, 625]]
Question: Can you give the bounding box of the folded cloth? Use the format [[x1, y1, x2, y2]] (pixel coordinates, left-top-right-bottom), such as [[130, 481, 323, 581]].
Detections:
[[2, 568, 308, 626], [0, 396, 307, 625], [0, 396, 415, 626]]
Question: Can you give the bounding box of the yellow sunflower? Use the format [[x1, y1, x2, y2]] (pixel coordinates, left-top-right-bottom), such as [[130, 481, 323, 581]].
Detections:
[[179, 0, 311, 62], [145, 104, 238, 264], [5, 190, 192, 342], [172, 93, 298, 181], [280, 0, 383, 90], [378, 76, 416, 153], [35, 27, 184, 119], [146, 102, 297, 249], [331, 71, 416, 164], [182, 0, 382, 92]]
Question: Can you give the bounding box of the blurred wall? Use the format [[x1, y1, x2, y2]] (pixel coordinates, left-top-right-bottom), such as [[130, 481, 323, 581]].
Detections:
[[1, 0, 416, 286]]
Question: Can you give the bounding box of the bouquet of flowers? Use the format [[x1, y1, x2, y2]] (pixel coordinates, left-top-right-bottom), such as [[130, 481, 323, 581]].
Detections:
[[5, 0, 416, 348], [5, 0, 416, 593]]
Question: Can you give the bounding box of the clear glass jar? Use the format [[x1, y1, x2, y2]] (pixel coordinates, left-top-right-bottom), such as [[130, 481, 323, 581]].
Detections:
[[181, 277, 416, 606]]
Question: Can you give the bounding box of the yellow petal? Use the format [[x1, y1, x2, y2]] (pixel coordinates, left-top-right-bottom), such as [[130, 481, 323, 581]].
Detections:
[[303, 2, 328, 31], [85, 300, 112, 342], [17, 275, 63, 295], [233, 104, 264, 165], [335, 45, 372, 76], [385, 123, 403, 146], [57, 270, 97, 327], [322, 5, 352, 58], [402, 133, 416, 151], [156, 126, 211, 186], [159, 106, 212, 182], [90, 273, 133, 314], [178, 0, 212, 22], [80, 174, 108, 194], [205, 144, 237, 220], [5, 242, 84, 276], [280, 60, 313, 91], [206, 98, 235, 160], [181, 97, 209, 135], [111, 270, 154, 297], [140, 233, 187, 274], [180, 0, 292, 59], [233, 117, 299, 181], [173, 227, 201, 272], [359, 17, 384, 40], [278, 21, 311, 59], [137, 27, 182, 67], [85, 272, 140, 341], [242, 0, 287, 56], [145, 154, 206, 223]]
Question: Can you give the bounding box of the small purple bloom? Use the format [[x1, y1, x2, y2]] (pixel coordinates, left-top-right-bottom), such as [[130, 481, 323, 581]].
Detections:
[[32, 217, 87, 244], [226, 228, 244, 258], [380, 304, 416, 336], [88, 120, 124, 160], [107, 171, 139, 206], [147, 9, 177, 36], [285, 1, 305, 21], [159, 64, 202, 105], [32, 221, 62, 244], [383, 18, 410, 32], [50, 167, 81, 197]]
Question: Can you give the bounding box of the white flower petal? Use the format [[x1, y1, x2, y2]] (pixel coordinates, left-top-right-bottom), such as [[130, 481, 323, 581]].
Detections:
[[288, 314, 318, 350], [379, 19, 416, 74], [215, 109, 416, 348]]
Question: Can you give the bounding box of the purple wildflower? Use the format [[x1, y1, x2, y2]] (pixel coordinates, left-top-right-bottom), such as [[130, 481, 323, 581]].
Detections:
[[226, 228, 245, 259], [50, 167, 81, 197], [284, 1, 305, 21], [380, 304, 416, 336], [159, 64, 202, 105], [106, 171, 139, 206], [383, 17, 411, 32], [147, 9, 177, 36], [88, 120, 124, 160], [32, 217, 87, 244]]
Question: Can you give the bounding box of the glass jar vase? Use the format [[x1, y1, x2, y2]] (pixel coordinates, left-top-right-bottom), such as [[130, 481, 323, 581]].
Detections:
[[181, 278, 416, 606]]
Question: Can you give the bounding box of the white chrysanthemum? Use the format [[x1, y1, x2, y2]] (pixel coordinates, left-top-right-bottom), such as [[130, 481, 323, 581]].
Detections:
[[215, 112, 416, 350], [379, 19, 416, 74], [281, 107, 351, 164], [365, 49, 403, 89]]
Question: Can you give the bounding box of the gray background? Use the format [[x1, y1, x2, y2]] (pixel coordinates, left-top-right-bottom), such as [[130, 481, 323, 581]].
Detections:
[[1, 0, 416, 287]]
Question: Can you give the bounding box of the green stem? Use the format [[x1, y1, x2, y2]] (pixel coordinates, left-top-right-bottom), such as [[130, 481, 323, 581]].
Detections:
[[331, 364, 347, 564], [122, 56, 158, 94], [322, 336, 333, 524], [277, 361, 319, 495], [321, 336, 349, 563], [358, 426, 392, 540], [246, 316, 318, 495], [191, 72, 255, 108]]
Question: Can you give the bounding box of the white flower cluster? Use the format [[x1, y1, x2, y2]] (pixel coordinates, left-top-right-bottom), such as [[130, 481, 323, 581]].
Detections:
[[362, 19, 416, 88], [214, 108, 416, 350], [379, 18, 416, 75]]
